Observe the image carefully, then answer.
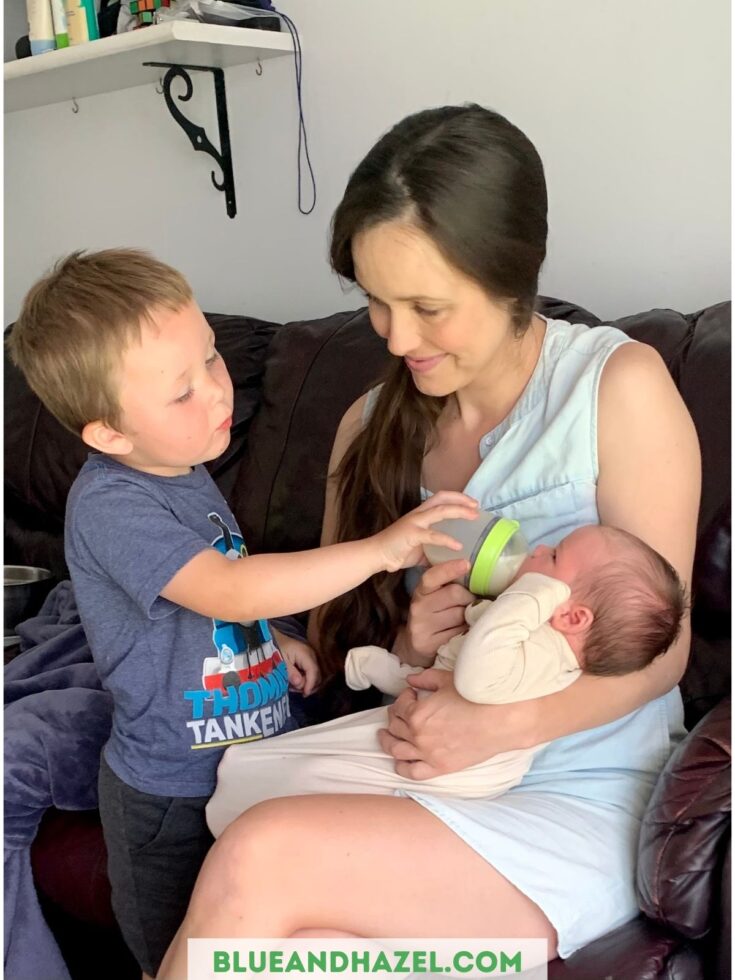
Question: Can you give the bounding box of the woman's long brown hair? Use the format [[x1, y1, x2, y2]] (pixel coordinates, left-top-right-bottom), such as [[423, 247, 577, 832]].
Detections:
[[318, 104, 548, 679]]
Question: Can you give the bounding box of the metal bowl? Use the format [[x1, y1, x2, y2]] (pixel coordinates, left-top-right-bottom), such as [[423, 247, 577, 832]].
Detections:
[[4, 565, 55, 635]]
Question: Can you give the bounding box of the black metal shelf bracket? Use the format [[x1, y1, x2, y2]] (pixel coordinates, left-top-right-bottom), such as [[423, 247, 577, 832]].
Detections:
[[143, 61, 237, 218]]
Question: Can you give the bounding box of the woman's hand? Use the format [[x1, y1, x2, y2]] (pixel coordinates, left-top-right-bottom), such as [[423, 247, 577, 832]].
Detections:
[[399, 560, 475, 666], [377, 669, 539, 779]]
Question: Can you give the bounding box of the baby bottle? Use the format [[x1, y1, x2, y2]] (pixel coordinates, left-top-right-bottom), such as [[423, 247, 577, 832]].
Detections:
[[424, 511, 529, 597]]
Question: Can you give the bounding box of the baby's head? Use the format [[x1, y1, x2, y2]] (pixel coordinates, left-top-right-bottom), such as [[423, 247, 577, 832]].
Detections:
[[519, 525, 687, 675], [8, 250, 233, 477]]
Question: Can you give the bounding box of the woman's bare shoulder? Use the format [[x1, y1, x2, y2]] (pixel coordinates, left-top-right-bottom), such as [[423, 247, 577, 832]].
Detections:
[[318, 391, 372, 553], [600, 336, 669, 383], [597, 339, 700, 572], [598, 338, 697, 437], [600, 341, 676, 397], [332, 392, 370, 463]]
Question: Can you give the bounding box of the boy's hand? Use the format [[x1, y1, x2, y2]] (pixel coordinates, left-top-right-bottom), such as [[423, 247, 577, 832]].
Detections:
[[272, 628, 321, 696], [373, 492, 479, 573]]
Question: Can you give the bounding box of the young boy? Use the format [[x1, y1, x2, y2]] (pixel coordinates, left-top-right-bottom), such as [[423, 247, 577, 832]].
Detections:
[[206, 523, 687, 833], [7, 249, 478, 978]]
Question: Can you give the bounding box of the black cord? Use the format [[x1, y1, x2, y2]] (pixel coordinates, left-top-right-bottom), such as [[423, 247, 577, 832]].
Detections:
[[268, 6, 316, 214]]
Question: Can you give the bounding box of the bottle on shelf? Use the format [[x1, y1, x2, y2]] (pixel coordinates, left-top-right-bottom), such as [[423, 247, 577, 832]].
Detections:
[[50, 0, 69, 48], [63, 0, 99, 44], [27, 0, 55, 55]]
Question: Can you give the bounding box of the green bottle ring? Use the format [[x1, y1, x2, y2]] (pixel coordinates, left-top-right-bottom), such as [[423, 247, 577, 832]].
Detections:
[[468, 518, 521, 595]]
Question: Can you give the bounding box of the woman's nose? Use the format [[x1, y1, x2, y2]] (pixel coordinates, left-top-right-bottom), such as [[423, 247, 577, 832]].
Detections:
[[386, 310, 420, 357]]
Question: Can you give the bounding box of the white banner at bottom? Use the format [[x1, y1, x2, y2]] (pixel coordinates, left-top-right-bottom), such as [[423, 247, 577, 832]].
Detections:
[[187, 938, 549, 979]]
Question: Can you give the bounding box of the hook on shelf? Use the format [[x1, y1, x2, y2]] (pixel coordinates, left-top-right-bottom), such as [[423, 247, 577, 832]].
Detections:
[[255, 57, 263, 76], [155, 77, 164, 94], [71, 96, 79, 113]]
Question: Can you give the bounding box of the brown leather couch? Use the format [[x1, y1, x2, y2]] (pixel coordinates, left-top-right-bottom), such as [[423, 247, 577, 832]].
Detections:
[[4, 297, 731, 979]]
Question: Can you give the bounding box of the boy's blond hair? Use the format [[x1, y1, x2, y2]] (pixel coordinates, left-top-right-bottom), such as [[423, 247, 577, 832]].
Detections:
[[7, 249, 192, 434]]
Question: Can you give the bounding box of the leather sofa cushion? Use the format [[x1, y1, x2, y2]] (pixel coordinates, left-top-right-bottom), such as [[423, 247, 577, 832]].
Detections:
[[230, 308, 389, 555], [547, 917, 703, 980], [31, 809, 115, 930]]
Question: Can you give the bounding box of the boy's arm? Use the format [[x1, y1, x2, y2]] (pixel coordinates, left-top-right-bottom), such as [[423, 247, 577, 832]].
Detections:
[[161, 542, 387, 622], [452, 573, 571, 704], [161, 490, 478, 622]]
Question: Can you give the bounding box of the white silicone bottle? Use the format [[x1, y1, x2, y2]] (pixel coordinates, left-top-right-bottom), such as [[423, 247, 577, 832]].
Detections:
[[424, 511, 529, 597]]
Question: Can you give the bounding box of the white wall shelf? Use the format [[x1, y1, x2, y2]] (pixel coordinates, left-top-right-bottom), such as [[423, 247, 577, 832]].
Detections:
[[4, 21, 294, 113]]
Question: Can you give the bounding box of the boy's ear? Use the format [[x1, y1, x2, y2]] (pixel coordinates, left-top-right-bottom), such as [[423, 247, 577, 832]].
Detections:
[[550, 600, 594, 635], [81, 419, 133, 456]]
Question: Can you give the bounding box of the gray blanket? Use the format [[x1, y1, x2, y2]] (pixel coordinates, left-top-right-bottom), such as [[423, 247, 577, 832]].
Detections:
[[4, 581, 111, 980], [3, 581, 307, 980]]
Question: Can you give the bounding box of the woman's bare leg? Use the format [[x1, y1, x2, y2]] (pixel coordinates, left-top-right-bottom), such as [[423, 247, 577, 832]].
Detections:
[[159, 795, 556, 978]]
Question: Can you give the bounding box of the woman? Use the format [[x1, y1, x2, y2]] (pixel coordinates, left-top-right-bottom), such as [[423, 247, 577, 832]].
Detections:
[[159, 104, 700, 975]]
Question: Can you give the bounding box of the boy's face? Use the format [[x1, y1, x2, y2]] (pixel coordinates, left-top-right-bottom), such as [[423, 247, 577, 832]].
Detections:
[[517, 526, 612, 588], [110, 301, 234, 477]]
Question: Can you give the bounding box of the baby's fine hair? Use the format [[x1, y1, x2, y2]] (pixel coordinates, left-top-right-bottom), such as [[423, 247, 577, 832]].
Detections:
[[7, 249, 192, 435], [577, 528, 688, 675]]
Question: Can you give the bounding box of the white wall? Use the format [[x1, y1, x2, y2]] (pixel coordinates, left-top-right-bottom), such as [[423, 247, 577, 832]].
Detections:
[[4, 0, 730, 324], [5, 0, 27, 62]]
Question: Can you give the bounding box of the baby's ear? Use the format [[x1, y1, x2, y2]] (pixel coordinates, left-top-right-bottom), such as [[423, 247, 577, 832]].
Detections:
[[550, 600, 594, 635], [81, 419, 133, 456]]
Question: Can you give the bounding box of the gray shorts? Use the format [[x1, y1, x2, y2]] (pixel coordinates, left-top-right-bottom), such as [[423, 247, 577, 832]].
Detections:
[[98, 754, 214, 976]]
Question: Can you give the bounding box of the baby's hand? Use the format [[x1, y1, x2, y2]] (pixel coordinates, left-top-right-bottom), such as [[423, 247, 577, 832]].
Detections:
[[373, 492, 479, 573], [273, 629, 321, 696]]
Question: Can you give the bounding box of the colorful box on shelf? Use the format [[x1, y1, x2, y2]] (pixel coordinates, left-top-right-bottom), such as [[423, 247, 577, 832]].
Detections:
[[129, 0, 172, 27]]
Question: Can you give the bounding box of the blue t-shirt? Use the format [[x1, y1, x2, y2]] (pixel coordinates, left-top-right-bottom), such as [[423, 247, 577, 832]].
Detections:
[[65, 454, 294, 796]]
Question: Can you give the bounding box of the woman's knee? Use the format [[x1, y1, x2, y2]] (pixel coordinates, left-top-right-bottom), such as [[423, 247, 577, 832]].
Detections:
[[222, 797, 297, 856], [195, 799, 297, 903]]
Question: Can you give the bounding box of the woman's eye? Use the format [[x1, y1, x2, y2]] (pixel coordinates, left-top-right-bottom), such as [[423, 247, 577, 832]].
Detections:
[[175, 389, 194, 404], [415, 306, 440, 318], [206, 351, 220, 367]]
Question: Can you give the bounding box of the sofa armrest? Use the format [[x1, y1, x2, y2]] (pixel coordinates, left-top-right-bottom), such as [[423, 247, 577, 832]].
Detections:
[[637, 697, 731, 938], [712, 833, 731, 980]]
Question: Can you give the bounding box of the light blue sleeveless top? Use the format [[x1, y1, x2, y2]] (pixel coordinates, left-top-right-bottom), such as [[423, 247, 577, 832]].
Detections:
[[457, 315, 628, 546], [366, 315, 686, 773], [366, 316, 686, 956]]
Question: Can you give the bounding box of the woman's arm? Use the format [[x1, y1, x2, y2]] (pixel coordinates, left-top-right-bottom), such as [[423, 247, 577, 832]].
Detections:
[[522, 341, 700, 736], [380, 341, 701, 777], [306, 394, 369, 652]]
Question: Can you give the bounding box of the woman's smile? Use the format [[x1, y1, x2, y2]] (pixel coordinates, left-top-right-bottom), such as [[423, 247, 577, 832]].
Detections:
[[404, 353, 446, 374]]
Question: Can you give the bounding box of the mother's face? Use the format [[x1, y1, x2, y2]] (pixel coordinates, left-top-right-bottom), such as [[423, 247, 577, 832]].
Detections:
[[352, 220, 517, 399]]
